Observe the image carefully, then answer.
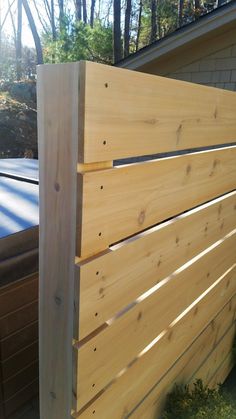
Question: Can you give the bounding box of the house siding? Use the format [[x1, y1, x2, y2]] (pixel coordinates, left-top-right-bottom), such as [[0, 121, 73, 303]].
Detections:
[[168, 43, 236, 91]]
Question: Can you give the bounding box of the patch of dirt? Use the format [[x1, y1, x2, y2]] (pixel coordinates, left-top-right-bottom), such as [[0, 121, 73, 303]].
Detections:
[[0, 90, 37, 158]]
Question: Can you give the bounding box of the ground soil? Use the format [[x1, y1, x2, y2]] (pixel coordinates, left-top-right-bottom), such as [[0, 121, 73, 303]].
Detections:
[[0, 82, 37, 158]]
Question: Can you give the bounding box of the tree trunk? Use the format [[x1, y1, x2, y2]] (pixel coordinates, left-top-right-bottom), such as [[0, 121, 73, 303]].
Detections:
[[124, 0, 131, 57], [136, 0, 143, 52], [0, 8, 1, 79], [83, 0, 87, 23], [51, 0, 56, 40], [150, 0, 157, 43], [90, 0, 95, 27], [217, 0, 225, 6], [113, 0, 122, 63], [75, 0, 82, 20], [22, 0, 43, 64], [58, 0, 64, 30], [9, 0, 17, 48], [178, 0, 184, 27], [16, 0, 22, 80], [194, 0, 201, 19]]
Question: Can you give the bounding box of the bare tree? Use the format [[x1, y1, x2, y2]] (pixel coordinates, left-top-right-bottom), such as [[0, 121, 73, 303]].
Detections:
[[75, 0, 82, 20], [217, 0, 226, 6], [194, 0, 201, 19], [124, 0, 131, 57], [83, 0, 87, 23], [178, 0, 184, 27], [22, 0, 43, 64], [150, 0, 157, 43], [8, 0, 17, 47], [58, 0, 64, 29], [16, 0, 22, 80], [136, 0, 143, 52], [90, 0, 96, 28], [0, 0, 17, 63], [113, 0, 122, 63], [32, 0, 48, 33], [43, 0, 52, 24], [51, 0, 56, 40]]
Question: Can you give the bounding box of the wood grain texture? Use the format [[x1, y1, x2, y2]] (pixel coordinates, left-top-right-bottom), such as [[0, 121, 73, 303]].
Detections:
[[130, 296, 236, 419], [74, 265, 236, 416], [208, 352, 234, 389], [3, 360, 38, 400], [0, 273, 38, 318], [0, 248, 38, 285], [190, 322, 236, 387], [76, 233, 236, 408], [0, 301, 38, 340], [79, 146, 236, 257], [81, 61, 236, 163], [37, 62, 82, 419], [4, 378, 38, 417], [1, 341, 38, 380], [77, 191, 236, 340], [0, 321, 38, 361]]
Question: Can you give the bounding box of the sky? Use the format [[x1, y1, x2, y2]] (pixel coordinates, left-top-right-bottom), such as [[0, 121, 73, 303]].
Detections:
[[0, 0, 114, 49], [0, 0, 117, 47], [1, 0, 42, 48]]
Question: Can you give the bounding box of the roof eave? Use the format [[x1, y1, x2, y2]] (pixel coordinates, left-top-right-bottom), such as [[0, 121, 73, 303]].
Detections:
[[117, 2, 236, 70]]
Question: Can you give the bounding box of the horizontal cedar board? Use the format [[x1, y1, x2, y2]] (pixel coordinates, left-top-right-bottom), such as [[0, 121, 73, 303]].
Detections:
[[0, 404, 3, 419], [189, 323, 236, 387], [0, 248, 38, 285], [77, 191, 236, 340], [79, 146, 236, 257], [208, 352, 234, 389], [129, 296, 236, 419], [74, 266, 236, 416], [3, 360, 39, 400], [76, 233, 236, 408], [0, 273, 38, 318], [4, 378, 38, 417], [0, 301, 38, 339], [0, 321, 38, 360], [81, 61, 236, 163], [1, 341, 38, 380]]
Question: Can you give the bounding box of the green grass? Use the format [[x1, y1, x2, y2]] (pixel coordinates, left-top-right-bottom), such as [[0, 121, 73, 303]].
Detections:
[[161, 379, 236, 419]]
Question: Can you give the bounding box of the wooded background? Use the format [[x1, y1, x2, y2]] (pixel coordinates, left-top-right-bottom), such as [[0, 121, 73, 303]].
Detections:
[[0, 0, 231, 81]]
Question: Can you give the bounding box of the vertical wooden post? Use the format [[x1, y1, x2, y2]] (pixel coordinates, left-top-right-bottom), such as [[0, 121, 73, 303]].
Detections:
[[37, 62, 82, 418]]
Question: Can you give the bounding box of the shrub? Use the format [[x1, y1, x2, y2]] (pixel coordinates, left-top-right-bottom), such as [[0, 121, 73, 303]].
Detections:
[[162, 379, 236, 419]]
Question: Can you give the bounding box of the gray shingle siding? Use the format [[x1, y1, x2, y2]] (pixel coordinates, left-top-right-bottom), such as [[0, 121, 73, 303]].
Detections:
[[168, 44, 236, 91]]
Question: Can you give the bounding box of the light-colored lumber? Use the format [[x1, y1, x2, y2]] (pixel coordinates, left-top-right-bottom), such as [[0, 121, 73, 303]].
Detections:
[[130, 296, 236, 419], [208, 352, 234, 389], [79, 146, 236, 257], [37, 62, 82, 419], [77, 191, 236, 340], [190, 322, 236, 386], [75, 233, 236, 408], [81, 61, 236, 163], [74, 265, 236, 416]]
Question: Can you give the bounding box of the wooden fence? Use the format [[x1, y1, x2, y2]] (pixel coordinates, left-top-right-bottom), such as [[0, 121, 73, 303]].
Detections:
[[37, 61, 236, 419]]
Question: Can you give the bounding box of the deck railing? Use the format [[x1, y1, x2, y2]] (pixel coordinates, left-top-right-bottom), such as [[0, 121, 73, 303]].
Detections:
[[37, 61, 236, 419]]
